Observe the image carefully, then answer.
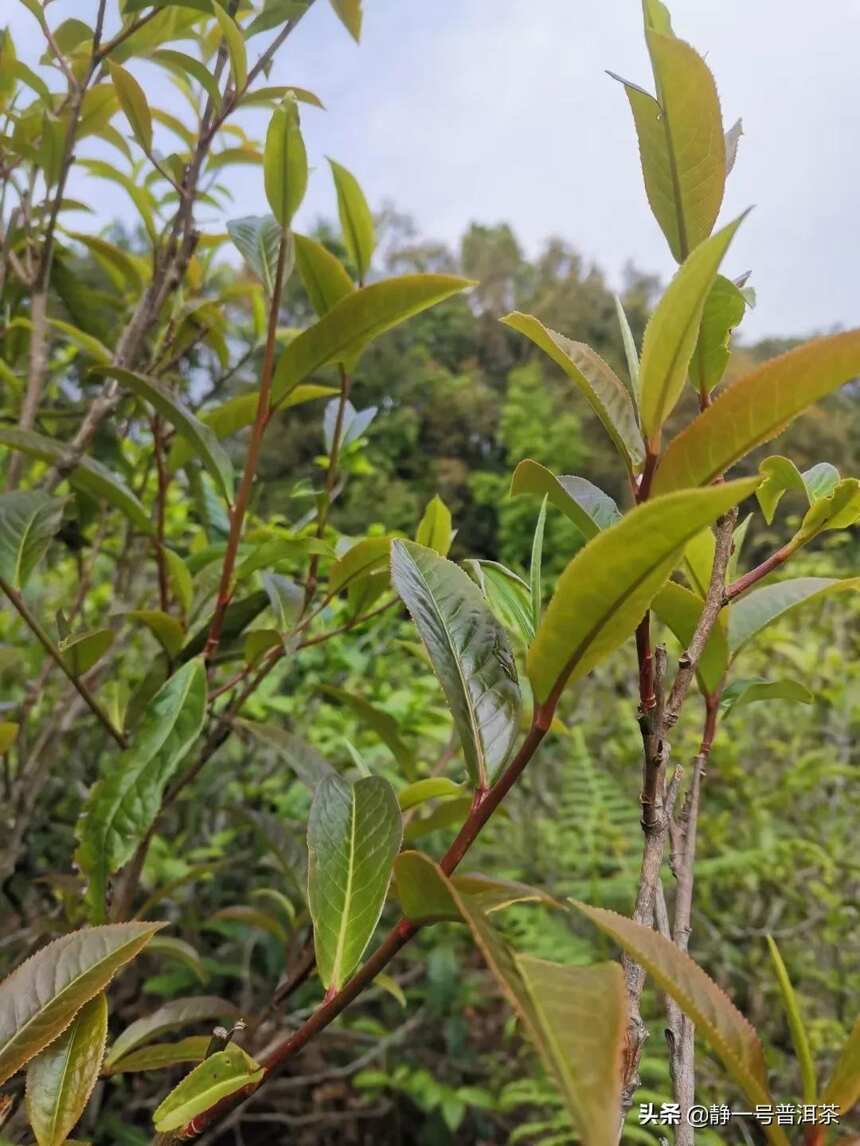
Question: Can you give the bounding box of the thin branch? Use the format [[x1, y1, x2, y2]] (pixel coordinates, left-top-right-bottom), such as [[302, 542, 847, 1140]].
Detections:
[[0, 577, 127, 748], [723, 538, 797, 603]]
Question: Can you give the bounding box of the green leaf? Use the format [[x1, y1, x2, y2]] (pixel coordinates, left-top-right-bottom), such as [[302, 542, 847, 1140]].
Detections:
[[464, 560, 534, 646], [329, 0, 362, 40], [320, 686, 414, 777], [397, 778, 464, 812], [307, 774, 403, 990], [76, 660, 207, 921], [25, 994, 107, 1146], [271, 275, 474, 404], [211, 1, 247, 92], [515, 955, 627, 1146], [755, 456, 841, 525], [415, 495, 453, 556], [795, 478, 860, 544], [529, 497, 547, 635], [227, 216, 291, 299], [0, 492, 65, 590], [153, 1043, 263, 1133], [0, 428, 152, 535], [501, 313, 645, 472], [328, 536, 392, 595], [264, 95, 307, 227], [683, 527, 715, 597], [146, 937, 207, 984], [527, 479, 758, 705], [152, 49, 222, 111], [766, 936, 816, 1105], [233, 719, 335, 788], [639, 216, 744, 444], [104, 1036, 210, 1076], [570, 901, 787, 1145], [0, 723, 19, 754], [328, 158, 375, 282], [103, 997, 239, 1072], [165, 550, 193, 617], [93, 367, 234, 503], [728, 577, 860, 656], [614, 294, 640, 400], [720, 678, 814, 717], [652, 330, 860, 494], [693, 274, 747, 394], [60, 627, 115, 676], [611, 28, 725, 263], [510, 460, 621, 540], [391, 540, 521, 788], [294, 233, 355, 316], [652, 581, 728, 695], [394, 852, 555, 923], [107, 62, 152, 154], [168, 384, 337, 470], [207, 905, 288, 942], [261, 571, 302, 630], [403, 796, 471, 843], [126, 610, 185, 658], [373, 973, 405, 1008], [822, 1016, 860, 1117], [0, 923, 163, 1085]]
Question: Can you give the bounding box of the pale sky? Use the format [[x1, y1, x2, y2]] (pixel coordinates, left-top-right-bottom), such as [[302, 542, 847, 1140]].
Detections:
[[6, 0, 860, 339]]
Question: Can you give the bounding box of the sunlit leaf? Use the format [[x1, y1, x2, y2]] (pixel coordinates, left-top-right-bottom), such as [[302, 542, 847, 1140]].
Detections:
[[527, 479, 758, 705], [153, 1043, 263, 1133], [103, 997, 239, 1072], [329, 0, 362, 41], [328, 158, 375, 282], [264, 94, 306, 227], [294, 233, 354, 315], [720, 678, 814, 717], [107, 62, 152, 154], [510, 460, 621, 540], [211, 1, 247, 92], [415, 495, 452, 556], [728, 577, 860, 656]]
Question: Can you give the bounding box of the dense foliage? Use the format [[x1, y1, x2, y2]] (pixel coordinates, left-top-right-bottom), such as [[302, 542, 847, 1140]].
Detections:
[[0, 1, 858, 1145]]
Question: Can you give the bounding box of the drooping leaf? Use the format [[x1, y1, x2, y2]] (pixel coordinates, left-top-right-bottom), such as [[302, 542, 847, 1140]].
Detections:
[[403, 796, 472, 843], [728, 578, 860, 656], [103, 997, 239, 1072], [26, 994, 108, 1146], [328, 158, 375, 282], [270, 274, 474, 404], [76, 660, 208, 921], [233, 719, 335, 788], [652, 581, 728, 695], [206, 905, 288, 942], [823, 1016, 860, 1117], [107, 62, 152, 154], [766, 936, 816, 1105], [570, 902, 785, 1143], [501, 313, 645, 472], [294, 233, 354, 315], [307, 774, 403, 990], [60, 627, 115, 676], [0, 923, 163, 1085], [755, 456, 840, 525], [720, 678, 814, 717], [652, 331, 860, 495], [320, 686, 414, 776], [146, 937, 207, 984], [638, 216, 744, 444], [126, 610, 185, 658], [527, 479, 759, 705], [93, 368, 234, 503], [152, 1043, 263, 1133], [211, 1, 247, 92], [0, 492, 65, 590], [693, 274, 747, 394], [611, 28, 726, 263], [0, 428, 151, 534], [328, 536, 392, 595], [510, 460, 621, 539], [391, 541, 521, 788], [227, 215, 291, 299], [264, 94, 307, 227], [329, 0, 362, 40], [516, 955, 627, 1146], [415, 495, 453, 556], [397, 778, 464, 812], [104, 1036, 210, 1076]]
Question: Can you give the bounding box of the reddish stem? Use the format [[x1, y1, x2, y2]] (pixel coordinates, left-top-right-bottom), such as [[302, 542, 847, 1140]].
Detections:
[[723, 539, 796, 603]]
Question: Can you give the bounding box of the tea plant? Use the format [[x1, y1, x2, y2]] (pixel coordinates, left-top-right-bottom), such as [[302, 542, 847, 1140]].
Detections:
[[0, 1, 858, 1144]]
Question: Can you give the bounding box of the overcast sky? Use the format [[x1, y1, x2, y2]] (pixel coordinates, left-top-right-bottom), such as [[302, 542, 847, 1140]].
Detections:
[[7, 1, 860, 339]]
